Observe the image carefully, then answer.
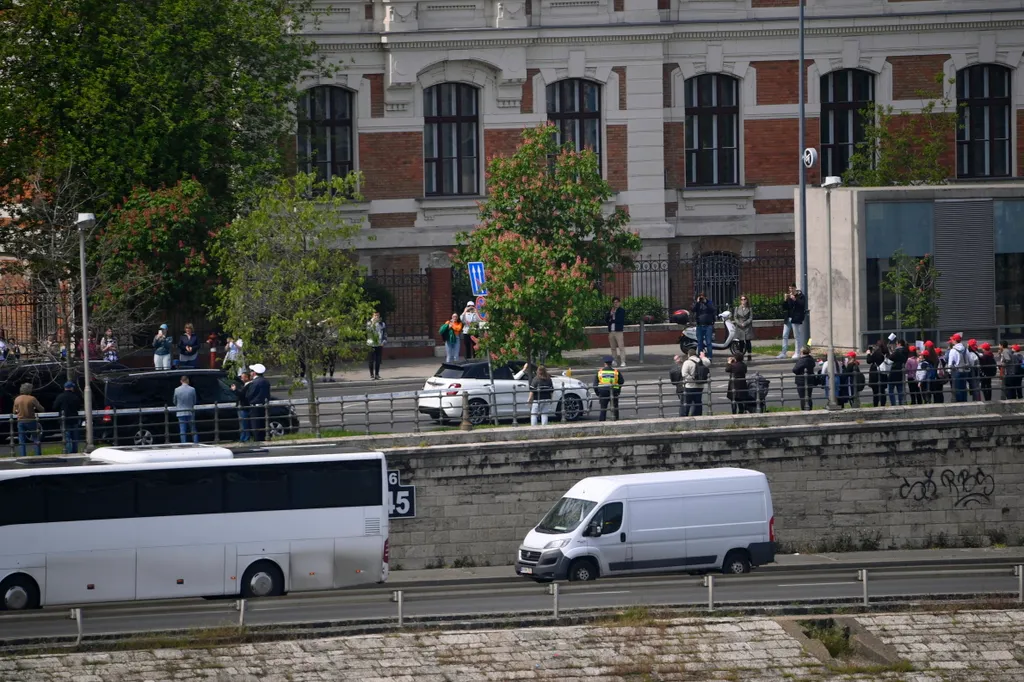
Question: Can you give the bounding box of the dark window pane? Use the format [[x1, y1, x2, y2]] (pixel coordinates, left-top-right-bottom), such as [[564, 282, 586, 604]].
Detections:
[[583, 118, 599, 154], [561, 80, 578, 112], [0, 477, 46, 526], [992, 104, 1009, 138], [597, 502, 623, 534], [685, 114, 696, 148], [441, 159, 456, 194], [425, 88, 437, 117], [439, 83, 455, 116], [137, 469, 223, 517], [331, 88, 351, 120], [720, 149, 737, 185], [719, 77, 737, 107], [698, 75, 714, 106], [424, 124, 437, 158], [719, 113, 736, 148], [583, 82, 600, 112], [440, 123, 455, 158], [546, 84, 558, 113], [333, 125, 351, 163], [698, 113, 714, 148], [684, 79, 695, 108], [834, 70, 849, 102], [225, 467, 289, 513], [835, 109, 851, 144], [991, 68, 1009, 98], [425, 161, 437, 194], [45, 473, 136, 523], [460, 85, 476, 116], [460, 122, 476, 158], [462, 158, 477, 195], [290, 462, 381, 509]]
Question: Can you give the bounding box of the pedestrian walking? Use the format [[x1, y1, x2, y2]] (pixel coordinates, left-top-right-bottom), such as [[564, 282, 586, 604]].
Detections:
[[594, 356, 623, 421], [888, 339, 909, 406], [52, 381, 83, 454], [153, 324, 173, 370], [231, 372, 252, 442], [12, 383, 44, 457], [100, 329, 119, 363], [669, 354, 687, 417], [693, 293, 717, 359], [529, 365, 555, 426], [178, 323, 199, 368], [440, 314, 463, 363], [725, 352, 751, 414], [367, 311, 387, 380], [978, 342, 997, 401], [460, 301, 481, 360], [905, 347, 921, 405], [792, 347, 815, 411], [173, 375, 199, 444], [246, 363, 271, 440], [680, 349, 711, 416], [606, 297, 627, 368], [733, 295, 754, 362]]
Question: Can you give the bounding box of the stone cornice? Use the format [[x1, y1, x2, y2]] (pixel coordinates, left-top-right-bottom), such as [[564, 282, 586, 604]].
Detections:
[[312, 18, 1024, 51]]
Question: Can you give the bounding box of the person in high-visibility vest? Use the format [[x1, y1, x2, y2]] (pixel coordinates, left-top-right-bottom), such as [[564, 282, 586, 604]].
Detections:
[[593, 355, 624, 421]]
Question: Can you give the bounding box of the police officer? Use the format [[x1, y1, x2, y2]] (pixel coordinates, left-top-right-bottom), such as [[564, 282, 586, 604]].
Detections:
[[594, 355, 624, 421]]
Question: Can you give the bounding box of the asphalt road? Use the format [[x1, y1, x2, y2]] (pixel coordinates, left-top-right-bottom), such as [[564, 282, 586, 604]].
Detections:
[[278, 359, 814, 436], [0, 567, 1016, 642]]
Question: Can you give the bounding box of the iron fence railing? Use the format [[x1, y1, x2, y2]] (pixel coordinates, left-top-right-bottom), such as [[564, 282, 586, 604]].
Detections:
[[366, 269, 432, 339], [2, 367, 1015, 454]]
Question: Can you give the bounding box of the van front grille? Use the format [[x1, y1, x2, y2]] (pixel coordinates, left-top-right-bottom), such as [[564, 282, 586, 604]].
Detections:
[[520, 549, 541, 563]]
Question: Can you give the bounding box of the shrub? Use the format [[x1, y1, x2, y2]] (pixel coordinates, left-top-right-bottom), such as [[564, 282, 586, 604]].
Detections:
[[623, 295, 667, 324]]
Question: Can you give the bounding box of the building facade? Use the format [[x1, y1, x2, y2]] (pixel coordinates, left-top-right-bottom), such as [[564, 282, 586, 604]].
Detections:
[[299, 0, 1024, 340]]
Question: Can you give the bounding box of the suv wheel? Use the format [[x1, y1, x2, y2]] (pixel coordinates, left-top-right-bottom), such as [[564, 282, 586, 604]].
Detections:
[[267, 419, 286, 438], [133, 428, 155, 446]]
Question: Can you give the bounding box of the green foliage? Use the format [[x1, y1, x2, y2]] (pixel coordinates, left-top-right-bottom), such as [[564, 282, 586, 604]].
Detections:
[[213, 172, 376, 431], [844, 73, 958, 186], [468, 232, 602, 364], [880, 250, 941, 330], [94, 179, 219, 321], [734, 293, 786, 320], [622, 296, 666, 325], [361, 278, 397, 317], [0, 0, 322, 221], [456, 124, 640, 279]]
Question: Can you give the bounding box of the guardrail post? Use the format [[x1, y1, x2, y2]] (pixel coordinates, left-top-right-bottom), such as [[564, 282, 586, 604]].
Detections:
[[364, 394, 371, 435], [236, 598, 246, 626], [388, 394, 395, 431], [394, 590, 404, 626], [413, 393, 420, 433], [69, 607, 83, 645], [858, 569, 869, 606], [163, 406, 169, 444], [512, 384, 519, 426], [553, 582, 560, 618], [7, 416, 14, 457], [214, 405, 220, 443], [460, 391, 472, 431], [638, 319, 645, 364], [1015, 565, 1022, 604]]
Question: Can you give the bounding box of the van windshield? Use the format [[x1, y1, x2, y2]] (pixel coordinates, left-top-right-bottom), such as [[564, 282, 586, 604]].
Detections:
[[535, 497, 596, 534]]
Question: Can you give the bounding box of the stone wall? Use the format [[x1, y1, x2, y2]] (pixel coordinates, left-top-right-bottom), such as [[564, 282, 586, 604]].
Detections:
[[377, 405, 1024, 568]]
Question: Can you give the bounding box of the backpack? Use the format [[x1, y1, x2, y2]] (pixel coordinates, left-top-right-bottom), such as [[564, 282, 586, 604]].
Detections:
[[692, 360, 710, 383], [752, 373, 770, 400]]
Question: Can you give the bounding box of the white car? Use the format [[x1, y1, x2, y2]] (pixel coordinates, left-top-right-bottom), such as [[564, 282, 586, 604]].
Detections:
[[417, 361, 593, 425]]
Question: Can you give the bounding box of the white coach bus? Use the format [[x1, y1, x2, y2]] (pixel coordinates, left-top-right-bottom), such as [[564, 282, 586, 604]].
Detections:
[[0, 445, 390, 611]]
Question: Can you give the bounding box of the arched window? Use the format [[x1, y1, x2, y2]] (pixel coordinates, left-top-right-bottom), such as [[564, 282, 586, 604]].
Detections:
[[685, 74, 739, 186], [297, 86, 354, 182], [546, 79, 602, 164], [820, 69, 874, 178], [424, 83, 479, 196], [957, 64, 1012, 178]]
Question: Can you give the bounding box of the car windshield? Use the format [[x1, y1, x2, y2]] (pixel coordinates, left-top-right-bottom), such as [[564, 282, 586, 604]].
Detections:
[[433, 364, 466, 379], [535, 497, 597, 534]]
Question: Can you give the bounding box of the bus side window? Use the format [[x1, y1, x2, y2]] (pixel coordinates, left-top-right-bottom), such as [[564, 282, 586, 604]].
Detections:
[[0, 477, 46, 526]]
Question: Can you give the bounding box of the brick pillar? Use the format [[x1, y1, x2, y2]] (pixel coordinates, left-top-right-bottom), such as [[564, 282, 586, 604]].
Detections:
[[427, 258, 453, 348]]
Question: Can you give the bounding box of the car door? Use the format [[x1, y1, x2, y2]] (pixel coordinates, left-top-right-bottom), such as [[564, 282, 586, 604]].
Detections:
[[584, 502, 631, 575], [489, 364, 520, 417]]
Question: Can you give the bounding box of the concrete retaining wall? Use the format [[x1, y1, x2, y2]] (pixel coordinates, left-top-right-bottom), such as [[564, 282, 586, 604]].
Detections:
[[370, 403, 1024, 569]]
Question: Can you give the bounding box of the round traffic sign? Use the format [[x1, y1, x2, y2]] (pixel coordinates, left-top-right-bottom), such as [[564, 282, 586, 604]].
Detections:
[[802, 148, 818, 169], [476, 296, 487, 321]]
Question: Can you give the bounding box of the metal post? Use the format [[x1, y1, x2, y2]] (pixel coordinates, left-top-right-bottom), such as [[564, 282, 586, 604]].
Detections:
[[1015, 565, 1022, 604], [704, 574, 714, 610], [639, 319, 646, 364], [658, 378, 665, 419], [237, 598, 246, 626], [213, 404, 220, 443], [73, 607, 83, 645], [858, 569, 869, 606], [77, 222, 95, 451], [389, 395, 395, 431], [163, 406, 169, 443], [552, 582, 559, 619], [797, 0, 810, 350], [397, 590, 404, 626], [460, 391, 472, 431], [825, 188, 839, 410]]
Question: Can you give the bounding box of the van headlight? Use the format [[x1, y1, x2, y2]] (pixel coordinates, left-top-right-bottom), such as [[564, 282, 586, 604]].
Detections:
[[543, 539, 570, 549]]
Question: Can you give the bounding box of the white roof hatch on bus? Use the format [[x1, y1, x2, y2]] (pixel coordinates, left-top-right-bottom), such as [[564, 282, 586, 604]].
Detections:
[[89, 444, 235, 464]]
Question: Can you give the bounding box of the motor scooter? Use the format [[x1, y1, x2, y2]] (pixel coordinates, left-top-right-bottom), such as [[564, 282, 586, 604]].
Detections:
[[670, 309, 745, 355]]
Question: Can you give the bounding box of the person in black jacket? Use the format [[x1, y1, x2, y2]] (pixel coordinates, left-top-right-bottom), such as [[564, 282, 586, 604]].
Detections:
[[887, 339, 909, 406], [178, 323, 200, 368], [978, 342, 997, 401], [867, 340, 889, 407], [231, 371, 253, 442], [245, 364, 272, 441], [606, 297, 627, 368], [792, 347, 815, 411], [692, 293, 717, 359], [725, 353, 751, 414], [789, 290, 807, 357], [52, 381, 83, 454]]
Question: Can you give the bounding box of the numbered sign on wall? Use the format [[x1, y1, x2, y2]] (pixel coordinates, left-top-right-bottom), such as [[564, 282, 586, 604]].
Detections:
[[388, 470, 416, 519]]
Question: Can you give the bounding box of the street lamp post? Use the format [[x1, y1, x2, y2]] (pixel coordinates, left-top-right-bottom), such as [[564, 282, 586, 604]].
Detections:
[[822, 178, 842, 410], [798, 0, 809, 346], [76, 213, 96, 450]]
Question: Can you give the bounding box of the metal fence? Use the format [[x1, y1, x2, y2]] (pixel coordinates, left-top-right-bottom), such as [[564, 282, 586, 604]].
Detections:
[[4, 368, 1014, 454], [0, 289, 67, 350], [365, 269, 432, 338]]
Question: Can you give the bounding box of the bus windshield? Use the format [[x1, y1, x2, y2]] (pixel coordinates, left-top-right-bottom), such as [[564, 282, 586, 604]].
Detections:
[[535, 497, 596, 534]]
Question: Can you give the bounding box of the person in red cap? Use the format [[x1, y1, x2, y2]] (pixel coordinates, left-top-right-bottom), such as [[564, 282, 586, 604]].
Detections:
[[978, 342, 997, 401], [866, 339, 890, 407], [905, 346, 921, 405], [946, 334, 974, 403], [922, 341, 946, 404], [841, 350, 864, 408], [966, 340, 983, 401], [1008, 344, 1024, 400], [887, 339, 910, 405]]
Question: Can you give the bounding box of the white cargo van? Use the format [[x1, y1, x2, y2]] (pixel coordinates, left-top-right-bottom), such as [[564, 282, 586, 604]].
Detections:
[[515, 468, 774, 582]]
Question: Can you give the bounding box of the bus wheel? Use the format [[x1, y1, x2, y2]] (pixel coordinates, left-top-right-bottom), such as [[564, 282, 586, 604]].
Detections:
[[1, 574, 40, 611], [241, 560, 285, 598]]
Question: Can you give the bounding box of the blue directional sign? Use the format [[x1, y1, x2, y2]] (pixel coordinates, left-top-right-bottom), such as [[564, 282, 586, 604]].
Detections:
[[467, 261, 488, 297]]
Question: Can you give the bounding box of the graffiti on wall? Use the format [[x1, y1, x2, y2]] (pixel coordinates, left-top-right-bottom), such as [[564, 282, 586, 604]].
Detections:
[[897, 467, 995, 508]]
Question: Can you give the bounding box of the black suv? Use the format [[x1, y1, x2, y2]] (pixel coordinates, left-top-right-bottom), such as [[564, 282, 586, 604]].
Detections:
[[93, 369, 299, 445]]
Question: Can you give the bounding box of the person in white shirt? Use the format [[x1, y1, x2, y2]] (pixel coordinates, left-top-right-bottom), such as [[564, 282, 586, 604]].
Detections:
[[460, 301, 481, 360]]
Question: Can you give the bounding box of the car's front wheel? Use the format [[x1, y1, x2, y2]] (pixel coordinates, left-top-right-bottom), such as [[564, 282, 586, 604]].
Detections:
[[559, 394, 585, 422]]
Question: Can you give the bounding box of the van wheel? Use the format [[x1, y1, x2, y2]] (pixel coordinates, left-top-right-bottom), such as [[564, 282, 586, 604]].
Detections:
[[0, 573, 40, 611], [568, 558, 598, 582], [241, 560, 285, 598], [722, 550, 751, 575]]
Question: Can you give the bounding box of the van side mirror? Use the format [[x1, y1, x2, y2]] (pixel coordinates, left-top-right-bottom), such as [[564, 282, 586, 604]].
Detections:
[[585, 523, 601, 537]]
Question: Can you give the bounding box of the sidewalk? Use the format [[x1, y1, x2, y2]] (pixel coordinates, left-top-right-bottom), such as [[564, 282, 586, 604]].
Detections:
[[387, 547, 1024, 587], [269, 340, 794, 387]]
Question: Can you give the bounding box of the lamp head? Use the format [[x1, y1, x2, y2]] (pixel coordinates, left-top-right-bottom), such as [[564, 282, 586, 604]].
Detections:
[[75, 213, 96, 230], [822, 176, 843, 190]]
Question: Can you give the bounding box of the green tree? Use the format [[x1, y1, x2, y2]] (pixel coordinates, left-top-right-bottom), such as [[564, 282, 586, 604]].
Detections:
[[213, 172, 376, 433], [456, 125, 640, 279], [0, 0, 322, 222], [843, 74, 959, 186], [880, 250, 942, 331], [470, 232, 601, 364], [94, 179, 220, 323]]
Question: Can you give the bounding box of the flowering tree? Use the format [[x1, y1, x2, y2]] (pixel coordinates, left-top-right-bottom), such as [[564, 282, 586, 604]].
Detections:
[[456, 124, 640, 279], [94, 179, 220, 324], [471, 232, 601, 364], [881, 250, 942, 331]]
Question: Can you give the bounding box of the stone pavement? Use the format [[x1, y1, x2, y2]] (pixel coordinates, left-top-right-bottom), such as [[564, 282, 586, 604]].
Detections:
[[2, 610, 1022, 681]]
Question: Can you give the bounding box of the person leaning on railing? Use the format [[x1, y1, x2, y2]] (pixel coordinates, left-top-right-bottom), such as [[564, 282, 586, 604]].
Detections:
[[52, 381, 83, 454]]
